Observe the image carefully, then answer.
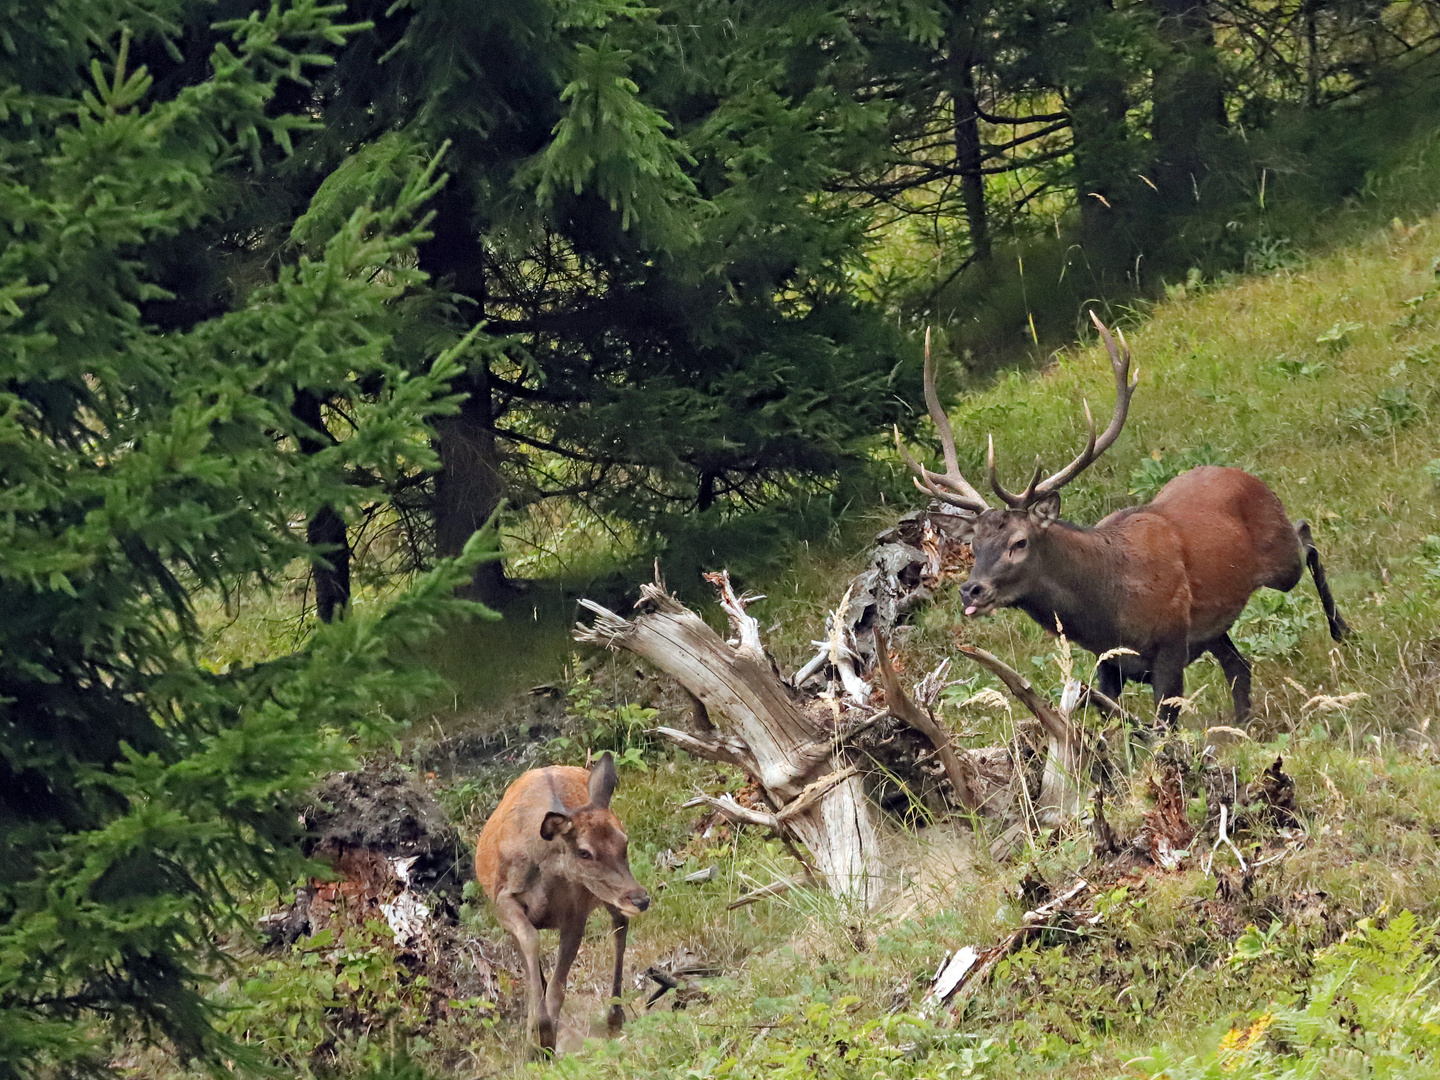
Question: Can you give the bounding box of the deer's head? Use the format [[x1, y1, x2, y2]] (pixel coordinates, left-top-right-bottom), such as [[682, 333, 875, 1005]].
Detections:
[[540, 753, 650, 916]]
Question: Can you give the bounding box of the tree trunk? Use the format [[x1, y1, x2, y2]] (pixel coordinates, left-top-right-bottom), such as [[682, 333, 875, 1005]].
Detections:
[[307, 506, 350, 624], [417, 184, 509, 603], [292, 390, 349, 623], [433, 370, 508, 601], [1149, 0, 1225, 206], [1065, 0, 1136, 276], [1070, 68, 1132, 275], [1305, 1, 1320, 107], [950, 32, 991, 263]]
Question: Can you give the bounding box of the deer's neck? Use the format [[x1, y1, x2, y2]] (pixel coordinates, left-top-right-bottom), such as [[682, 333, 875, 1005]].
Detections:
[[1014, 522, 1126, 651]]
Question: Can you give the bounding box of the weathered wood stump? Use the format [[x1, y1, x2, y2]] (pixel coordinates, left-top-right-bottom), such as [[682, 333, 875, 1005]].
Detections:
[[575, 575, 882, 904], [574, 512, 1108, 903]]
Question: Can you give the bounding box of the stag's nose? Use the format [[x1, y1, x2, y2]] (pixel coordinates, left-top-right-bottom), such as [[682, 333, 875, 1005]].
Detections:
[[960, 579, 990, 616], [625, 888, 651, 913]]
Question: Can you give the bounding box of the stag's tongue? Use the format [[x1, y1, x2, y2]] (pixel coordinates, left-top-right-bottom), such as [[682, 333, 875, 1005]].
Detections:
[[964, 604, 978, 616]]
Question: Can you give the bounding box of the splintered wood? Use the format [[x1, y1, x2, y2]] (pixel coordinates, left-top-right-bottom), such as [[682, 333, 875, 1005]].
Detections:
[[922, 879, 1092, 1017], [573, 511, 1097, 904], [576, 569, 881, 904]]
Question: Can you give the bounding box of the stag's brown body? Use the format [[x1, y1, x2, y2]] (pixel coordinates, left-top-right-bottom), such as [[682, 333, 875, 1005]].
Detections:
[[898, 316, 1347, 727], [475, 754, 649, 1052]]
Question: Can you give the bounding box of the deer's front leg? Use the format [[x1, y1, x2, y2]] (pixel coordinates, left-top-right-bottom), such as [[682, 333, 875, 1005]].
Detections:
[[605, 905, 630, 1034], [493, 892, 550, 1051], [543, 909, 587, 1047]]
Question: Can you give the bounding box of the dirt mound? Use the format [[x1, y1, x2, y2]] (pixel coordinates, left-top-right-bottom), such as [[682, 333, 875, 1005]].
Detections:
[[303, 763, 471, 899]]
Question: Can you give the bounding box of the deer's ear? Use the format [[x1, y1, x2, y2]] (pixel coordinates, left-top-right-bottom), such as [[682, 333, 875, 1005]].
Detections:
[[588, 751, 618, 809], [540, 811, 573, 841], [1028, 492, 1062, 529]]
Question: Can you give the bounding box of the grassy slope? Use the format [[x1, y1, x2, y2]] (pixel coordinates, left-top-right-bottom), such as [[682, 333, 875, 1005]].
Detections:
[[184, 144, 1440, 1080], [489, 178, 1440, 1077]]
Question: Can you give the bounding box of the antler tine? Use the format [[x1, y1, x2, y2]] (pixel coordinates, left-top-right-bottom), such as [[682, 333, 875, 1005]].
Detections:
[[987, 436, 1046, 509], [894, 328, 991, 513], [1026, 311, 1139, 500], [894, 428, 986, 511]]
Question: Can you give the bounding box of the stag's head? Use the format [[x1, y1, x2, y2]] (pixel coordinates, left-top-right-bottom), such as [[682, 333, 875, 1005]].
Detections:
[[895, 314, 1136, 617]]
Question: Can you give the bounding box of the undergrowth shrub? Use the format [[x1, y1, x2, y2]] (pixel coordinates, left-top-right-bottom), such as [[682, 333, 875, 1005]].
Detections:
[[551, 669, 662, 771], [1340, 385, 1425, 440], [1132, 909, 1440, 1079], [1233, 591, 1322, 661]]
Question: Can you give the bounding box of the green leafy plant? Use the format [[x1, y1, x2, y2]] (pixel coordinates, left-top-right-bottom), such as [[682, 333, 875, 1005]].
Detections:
[[1340, 385, 1424, 439], [1265, 356, 1330, 379], [550, 669, 660, 769], [1316, 320, 1364, 348], [1132, 910, 1440, 1079], [1233, 589, 1320, 660], [1129, 445, 1232, 501]]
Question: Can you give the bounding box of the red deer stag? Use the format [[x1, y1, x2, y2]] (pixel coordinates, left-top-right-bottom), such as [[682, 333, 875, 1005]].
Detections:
[[896, 314, 1348, 728], [475, 752, 650, 1052]]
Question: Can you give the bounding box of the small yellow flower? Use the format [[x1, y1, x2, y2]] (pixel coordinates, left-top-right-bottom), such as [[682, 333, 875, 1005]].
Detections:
[[1217, 1011, 1274, 1072]]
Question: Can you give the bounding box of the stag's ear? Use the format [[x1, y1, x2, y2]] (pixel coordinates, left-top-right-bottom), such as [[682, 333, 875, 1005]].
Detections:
[[1028, 492, 1062, 529], [588, 751, 618, 809], [540, 811, 573, 841]]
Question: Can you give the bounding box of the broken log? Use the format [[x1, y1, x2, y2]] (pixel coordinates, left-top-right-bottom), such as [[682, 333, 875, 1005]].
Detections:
[[923, 878, 1092, 1017], [957, 645, 1101, 827], [873, 629, 980, 812], [576, 572, 883, 904]]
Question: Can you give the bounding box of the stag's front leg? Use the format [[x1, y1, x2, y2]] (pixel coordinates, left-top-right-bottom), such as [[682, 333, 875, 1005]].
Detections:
[[1150, 642, 1188, 730], [605, 905, 630, 1034], [1096, 659, 1124, 708]]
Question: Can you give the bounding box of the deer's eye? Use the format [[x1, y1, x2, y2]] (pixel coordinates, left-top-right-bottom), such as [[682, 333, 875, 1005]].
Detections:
[[1011, 538, 1027, 552], [576, 849, 595, 861]]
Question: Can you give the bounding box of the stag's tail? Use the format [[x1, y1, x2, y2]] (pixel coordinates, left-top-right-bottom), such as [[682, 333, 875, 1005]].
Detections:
[[1295, 520, 1350, 641]]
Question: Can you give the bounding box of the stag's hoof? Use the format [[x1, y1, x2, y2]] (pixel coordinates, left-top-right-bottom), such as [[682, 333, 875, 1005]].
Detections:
[[606, 1002, 625, 1034]]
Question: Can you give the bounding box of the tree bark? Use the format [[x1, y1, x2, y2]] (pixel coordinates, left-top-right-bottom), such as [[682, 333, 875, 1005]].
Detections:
[[433, 370, 508, 601], [292, 389, 349, 623], [1149, 0, 1226, 205], [417, 184, 509, 603], [950, 29, 991, 263]]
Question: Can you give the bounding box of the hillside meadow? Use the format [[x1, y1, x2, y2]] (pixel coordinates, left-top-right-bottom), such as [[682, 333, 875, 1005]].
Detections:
[[154, 140, 1440, 1080]]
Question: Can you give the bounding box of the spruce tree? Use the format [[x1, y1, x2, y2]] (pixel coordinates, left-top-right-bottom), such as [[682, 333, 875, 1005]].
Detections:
[[0, 4, 492, 1074]]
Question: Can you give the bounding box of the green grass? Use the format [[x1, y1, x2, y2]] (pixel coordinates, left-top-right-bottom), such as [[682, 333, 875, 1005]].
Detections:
[[171, 139, 1440, 1080], [487, 183, 1440, 1078]]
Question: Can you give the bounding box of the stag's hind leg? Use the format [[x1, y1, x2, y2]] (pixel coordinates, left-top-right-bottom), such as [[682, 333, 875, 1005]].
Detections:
[[1295, 521, 1350, 641], [1201, 633, 1252, 725]]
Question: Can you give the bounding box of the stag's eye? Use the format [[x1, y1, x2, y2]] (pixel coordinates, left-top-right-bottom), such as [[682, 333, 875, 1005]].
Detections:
[[576, 848, 594, 861], [1010, 538, 1027, 553]]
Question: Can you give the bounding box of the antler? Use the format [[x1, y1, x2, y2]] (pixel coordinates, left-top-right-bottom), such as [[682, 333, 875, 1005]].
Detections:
[[988, 310, 1138, 509], [894, 329, 992, 514]]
